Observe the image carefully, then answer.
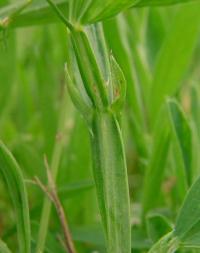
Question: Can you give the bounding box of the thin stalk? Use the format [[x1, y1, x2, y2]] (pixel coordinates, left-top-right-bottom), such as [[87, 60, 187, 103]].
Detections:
[[66, 27, 131, 253], [35, 161, 77, 253], [45, 0, 73, 31], [90, 111, 131, 253], [35, 89, 74, 253]]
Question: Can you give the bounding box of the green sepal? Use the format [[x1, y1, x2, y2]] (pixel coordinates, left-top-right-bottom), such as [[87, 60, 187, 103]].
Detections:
[[109, 54, 126, 113], [65, 63, 93, 123], [70, 29, 109, 109]]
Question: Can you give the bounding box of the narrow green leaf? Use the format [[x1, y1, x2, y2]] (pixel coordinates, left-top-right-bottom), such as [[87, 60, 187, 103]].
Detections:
[[148, 232, 179, 253], [0, 141, 31, 253], [168, 100, 192, 181], [170, 140, 188, 204], [174, 176, 200, 240], [166, 99, 191, 204], [180, 220, 200, 248]]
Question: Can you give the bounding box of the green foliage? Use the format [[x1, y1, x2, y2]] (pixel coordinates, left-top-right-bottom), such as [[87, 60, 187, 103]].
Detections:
[[65, 21, 131, 253], [1, 0, 200, 253]]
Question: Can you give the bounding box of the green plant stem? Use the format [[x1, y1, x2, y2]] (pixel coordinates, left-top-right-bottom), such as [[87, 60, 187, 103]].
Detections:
[[42, 2, 131, 250], [45, 0, 73, 30], [90, 111, 131, 253], [35, 90, 74, 253]]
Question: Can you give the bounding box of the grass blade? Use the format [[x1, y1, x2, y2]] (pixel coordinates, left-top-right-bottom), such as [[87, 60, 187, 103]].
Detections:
[[167, 100, 193, 200], [0, 141, 31, 253], [174, 176, 200, 240], [148, 232, 179, 253]]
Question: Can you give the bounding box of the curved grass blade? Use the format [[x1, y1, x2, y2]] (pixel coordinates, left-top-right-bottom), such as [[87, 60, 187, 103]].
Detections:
[[174, 176, 200, 241], [148, 232, 179, 253], [149, 175, 200, 252], [0, 141, 31, 253]]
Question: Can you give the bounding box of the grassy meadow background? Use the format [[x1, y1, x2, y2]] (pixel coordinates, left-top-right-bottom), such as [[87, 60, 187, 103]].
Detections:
[[1, 0, 200, 252]]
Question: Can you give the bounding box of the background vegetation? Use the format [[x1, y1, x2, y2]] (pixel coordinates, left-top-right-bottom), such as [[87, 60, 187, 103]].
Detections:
[[1, 0, 200, 252]]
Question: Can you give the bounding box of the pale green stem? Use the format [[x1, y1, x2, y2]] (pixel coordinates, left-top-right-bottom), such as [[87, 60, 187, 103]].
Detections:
[[90, 111, 131, 253]]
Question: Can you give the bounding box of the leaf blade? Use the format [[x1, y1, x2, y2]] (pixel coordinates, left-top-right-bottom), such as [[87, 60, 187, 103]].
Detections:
[[0, 141, 31, 253]]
